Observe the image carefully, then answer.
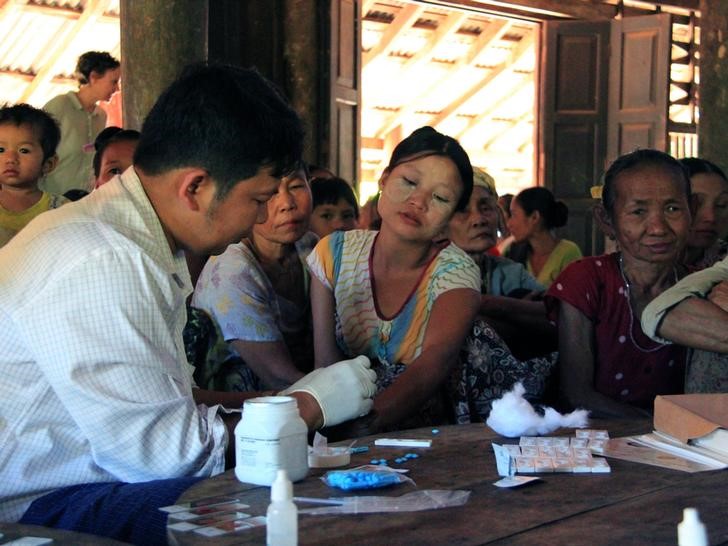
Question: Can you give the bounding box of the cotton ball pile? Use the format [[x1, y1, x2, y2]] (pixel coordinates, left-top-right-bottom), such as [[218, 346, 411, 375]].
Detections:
[[486, 382, 589, 438]]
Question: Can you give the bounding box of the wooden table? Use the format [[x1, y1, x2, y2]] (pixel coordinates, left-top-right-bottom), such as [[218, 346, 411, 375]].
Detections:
[[169, 420, 728, 545], [0, 522, 130, 544]]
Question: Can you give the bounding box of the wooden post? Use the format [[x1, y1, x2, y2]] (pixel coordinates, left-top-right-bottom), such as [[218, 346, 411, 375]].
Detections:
[[283, 0, 321, 164], [699, 0, 728, 170], [208, 0, 322, 165], [119, 0, 208, 130]]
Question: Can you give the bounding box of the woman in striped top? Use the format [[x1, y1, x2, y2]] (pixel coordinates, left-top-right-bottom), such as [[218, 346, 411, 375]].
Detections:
[[307, 127, 481, 435]]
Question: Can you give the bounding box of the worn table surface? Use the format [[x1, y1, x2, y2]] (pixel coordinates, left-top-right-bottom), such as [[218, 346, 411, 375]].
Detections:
[[169, 420, 728, 545], [0, 522, 130, 545]]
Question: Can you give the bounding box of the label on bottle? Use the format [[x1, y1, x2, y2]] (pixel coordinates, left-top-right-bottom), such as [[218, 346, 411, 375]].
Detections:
[[236, 432, 307, 481], [238, 436, 284, 469]]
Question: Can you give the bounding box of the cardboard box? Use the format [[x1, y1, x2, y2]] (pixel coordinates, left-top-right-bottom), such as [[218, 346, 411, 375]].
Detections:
[[654, 394, 728, 443]]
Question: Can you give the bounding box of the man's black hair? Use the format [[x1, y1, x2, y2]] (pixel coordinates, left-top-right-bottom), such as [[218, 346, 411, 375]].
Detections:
[[134, 63, 304, 201]]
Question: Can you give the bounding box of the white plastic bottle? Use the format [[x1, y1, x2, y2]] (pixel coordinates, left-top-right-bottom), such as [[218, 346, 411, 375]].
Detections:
[[235, 396, 308, 485], [678, 507, 708, 546], [267, 469, 298, 546]]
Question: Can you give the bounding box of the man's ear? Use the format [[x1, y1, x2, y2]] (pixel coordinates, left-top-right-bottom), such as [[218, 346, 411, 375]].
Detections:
[[593, 203, 616, 240], [177, 168, 213, 212], [42, 154, 58, 175]]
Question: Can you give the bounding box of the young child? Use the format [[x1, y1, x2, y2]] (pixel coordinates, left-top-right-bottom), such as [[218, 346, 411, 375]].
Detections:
[[92, 126, 141, 189], [309, 176, 359, 237], [0, 104, 66, 247]]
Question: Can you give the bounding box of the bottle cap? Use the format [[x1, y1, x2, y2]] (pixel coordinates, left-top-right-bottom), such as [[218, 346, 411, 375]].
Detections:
[[271, 469, 293, 502]]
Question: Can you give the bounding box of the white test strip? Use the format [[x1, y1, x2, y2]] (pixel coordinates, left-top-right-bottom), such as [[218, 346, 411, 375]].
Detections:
[[374, 438, 432, 448]]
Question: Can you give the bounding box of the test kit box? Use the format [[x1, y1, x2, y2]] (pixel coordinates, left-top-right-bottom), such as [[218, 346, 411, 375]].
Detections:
[[654, 394, 728, 443]]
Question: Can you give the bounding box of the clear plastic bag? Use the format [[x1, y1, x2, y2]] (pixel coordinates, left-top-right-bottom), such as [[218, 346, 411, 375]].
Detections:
[[299, 489, 471, 515]]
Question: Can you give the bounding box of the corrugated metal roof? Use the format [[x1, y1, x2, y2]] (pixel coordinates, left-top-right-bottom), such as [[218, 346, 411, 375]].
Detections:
[[0, 0, 120, 107]]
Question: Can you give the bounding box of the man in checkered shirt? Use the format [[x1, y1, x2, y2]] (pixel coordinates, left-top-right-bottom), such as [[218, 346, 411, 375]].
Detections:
[[0, 63, 375, 545]]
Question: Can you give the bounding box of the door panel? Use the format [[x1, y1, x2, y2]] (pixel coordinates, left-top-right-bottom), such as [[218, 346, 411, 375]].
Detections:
[[542, 14, 671, 257], [329, 0, 361, 186], [540, 20, 610, 256], [606, 13, 671, 163]]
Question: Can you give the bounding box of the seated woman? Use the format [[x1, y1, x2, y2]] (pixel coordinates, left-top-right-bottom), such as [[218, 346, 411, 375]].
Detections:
[[649, 157, 728, 393], [496, 192, 514, 255], [308, 126, 481, 435], [446, 168, 557, 419], [680, 158, 728, 269], [191, 166, 317, 391], [546, 149, 690, 417], [309, 176, 359, 238], [505, 187, 582, 287], [447, 167, 556, 359]]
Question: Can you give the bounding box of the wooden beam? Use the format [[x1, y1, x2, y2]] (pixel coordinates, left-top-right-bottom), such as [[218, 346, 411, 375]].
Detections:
[[20, 0, 110, 103], [429, 32, 534, 128], [453, 64, 533, 140], [402, 11, 468, 68], [375, 19, 511, 138], [452, 75, 535, 142], [480, 109, 532, 150], [0, 69, 75, 85], [467, 149, 532, 167], [424, 0, 616, 20], [363, 4, 425, 67], [23, 2, 81, 18], [362, 0, 378, 18], [430, 0, 699, 19], [22, 2, 118, 22], [364, 12, 467, 135], [0, 0, 30, 20], [361, 136, 384, 149], [619, 0, 699, 12]]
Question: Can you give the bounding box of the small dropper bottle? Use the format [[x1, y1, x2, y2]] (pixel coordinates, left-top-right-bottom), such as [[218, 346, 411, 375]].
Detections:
[[267, 469, 298, 546], [678, 507, 708, 546]]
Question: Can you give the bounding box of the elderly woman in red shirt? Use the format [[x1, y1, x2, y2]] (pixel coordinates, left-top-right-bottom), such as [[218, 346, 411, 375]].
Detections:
[[545, 149, 690, 417]]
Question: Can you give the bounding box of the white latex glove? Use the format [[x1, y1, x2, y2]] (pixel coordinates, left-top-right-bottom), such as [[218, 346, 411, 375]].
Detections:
[[281, 355, 377, 427]]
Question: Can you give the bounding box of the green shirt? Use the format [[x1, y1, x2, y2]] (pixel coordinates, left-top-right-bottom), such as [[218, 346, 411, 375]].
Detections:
[[42, 91, 106, 195]]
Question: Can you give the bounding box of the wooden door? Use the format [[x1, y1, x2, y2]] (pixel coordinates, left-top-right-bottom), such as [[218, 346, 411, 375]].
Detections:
[[606, 13, 672, 164], [541, 14, 672, 256], [329, 0, 361, 186], [540, 20, 610, 257]]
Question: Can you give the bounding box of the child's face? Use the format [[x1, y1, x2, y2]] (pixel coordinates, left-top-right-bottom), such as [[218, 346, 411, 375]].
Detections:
[[310, 198, 358, 238], [0, 123, 49, 189], [96, 139, 138, 188]]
